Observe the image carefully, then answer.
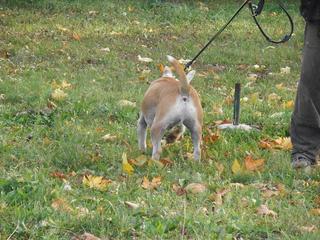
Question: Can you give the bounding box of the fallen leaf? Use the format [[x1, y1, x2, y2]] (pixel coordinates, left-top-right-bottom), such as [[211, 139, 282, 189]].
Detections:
[[141, 176, 162, 190], [50, 171, 67, 180], [212, 105, 223, 115], [209, 188, 230, 206], [51, 89, 67, 101], [101, 134, 117, 142], [300, 225, 317, 233], [122, 153, 134, 175], [51, 198, 73, 213], [280, 66, 291, 74], [172, 183, 187, 196], [257, 204, 277, 217], [247, 73, 258, 81], [231, 159, 242, 174], [203, 130, 220, 144], [159, 158, 173, 167], [72, 32, 81, 41], [118, 100, 136, 107], [185, 183, 207, 194], [60, 80, 72, 89], [129, 155, 148, 167], [82, 175, 112, 191], [244, 155, 265, 171], [138, 55, 153, 63], [71, 232, 101, 240], [259, 137, 292, 150], [310, 208, 320, 216], [125, 201, 140, 209], [273, 137, 292, 150], [47, 100, 57, 110], [158, 63, 165, 74], [214, 162, 224, 175], [268, 93, 281, 102], [100, 47, 110, 52], [283, 100, 294, 109]]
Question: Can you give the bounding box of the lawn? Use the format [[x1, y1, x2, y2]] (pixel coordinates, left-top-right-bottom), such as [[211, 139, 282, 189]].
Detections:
[[0, 0, 319, 239]]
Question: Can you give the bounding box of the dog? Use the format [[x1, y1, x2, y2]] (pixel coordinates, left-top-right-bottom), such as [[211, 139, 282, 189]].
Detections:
[[137, 55, 203, 160]]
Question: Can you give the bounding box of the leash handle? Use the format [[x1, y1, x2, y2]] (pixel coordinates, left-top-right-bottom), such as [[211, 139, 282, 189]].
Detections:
[[185, 0, 250, 70], [249, 1, 294, 44]]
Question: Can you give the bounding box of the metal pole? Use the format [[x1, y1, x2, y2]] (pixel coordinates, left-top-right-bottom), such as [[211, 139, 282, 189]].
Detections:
[[233, 83, 241, 125]]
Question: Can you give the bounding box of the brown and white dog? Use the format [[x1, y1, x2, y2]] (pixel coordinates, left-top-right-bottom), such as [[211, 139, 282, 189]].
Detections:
[[137, 56, 203, 160]]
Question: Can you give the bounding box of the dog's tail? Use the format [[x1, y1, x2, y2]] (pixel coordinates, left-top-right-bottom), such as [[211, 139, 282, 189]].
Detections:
[[167, 55, 189, 96]]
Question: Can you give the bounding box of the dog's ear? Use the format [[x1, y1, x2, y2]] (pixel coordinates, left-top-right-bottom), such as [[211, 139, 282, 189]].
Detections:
[[162, 66, 174, 77], [186, 70, 196, 83]]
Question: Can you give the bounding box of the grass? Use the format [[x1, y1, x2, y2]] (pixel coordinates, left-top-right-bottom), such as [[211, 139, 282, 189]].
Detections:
[[0, 0, 319, 239]]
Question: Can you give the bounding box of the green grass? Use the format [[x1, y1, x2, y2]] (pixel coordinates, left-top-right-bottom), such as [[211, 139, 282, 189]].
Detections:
[[0, 0, 319, 239]]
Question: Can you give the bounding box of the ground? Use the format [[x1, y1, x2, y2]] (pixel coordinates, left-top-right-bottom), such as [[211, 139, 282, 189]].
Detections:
[[0, 0, 319, 239]]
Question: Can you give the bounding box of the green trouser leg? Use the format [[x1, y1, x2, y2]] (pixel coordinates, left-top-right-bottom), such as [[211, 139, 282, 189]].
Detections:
[[290, 22, 320, 163]]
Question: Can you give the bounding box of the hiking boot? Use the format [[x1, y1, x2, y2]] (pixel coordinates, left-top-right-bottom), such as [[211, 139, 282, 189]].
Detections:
[[291, 153, 315, 169]]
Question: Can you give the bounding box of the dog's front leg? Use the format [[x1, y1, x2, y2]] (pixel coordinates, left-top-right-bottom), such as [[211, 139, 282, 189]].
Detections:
[[151, 122, 166, 160]]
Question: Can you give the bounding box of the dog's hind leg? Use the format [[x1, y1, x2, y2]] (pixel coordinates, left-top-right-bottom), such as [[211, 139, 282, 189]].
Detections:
[[137, 114, 147, 152], [151, 122, 166, 160], [184, 120, 202, 161]]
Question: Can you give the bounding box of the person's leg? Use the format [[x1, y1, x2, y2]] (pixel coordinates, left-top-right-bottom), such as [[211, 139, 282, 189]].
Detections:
[[291, 22, 320, 168]]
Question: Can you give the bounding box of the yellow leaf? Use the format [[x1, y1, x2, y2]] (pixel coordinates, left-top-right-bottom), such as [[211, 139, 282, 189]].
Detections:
[[231, 159, 242, 174], [82, 175, 112, 191], [122, 153, 134, 175], [244, 155, 265, 171], [283, 100, 294, 109], [158, 63, 165, 74], [51, 88, 67, 101]]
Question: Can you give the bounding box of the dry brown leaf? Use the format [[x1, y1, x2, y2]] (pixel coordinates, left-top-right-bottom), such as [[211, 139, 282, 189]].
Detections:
[[129, 155, 148, 167], [72, 32, 81, 41], [172, 183, 187, 196], [244, 155, 265, 171], [259, 137, 292, 150], [257, 204, 277, 217], [209, 188, 230, 206], [203, 130, 220, 144], [51, 198, 73, 213], [141, 176, 162, 190], [214, 162, 225, 175], [185, 183, 207, 194], [50, 171, 67, 180], [71, 232, 101, 240], [300, 225, 317, 233], [310, 208, 320, 216], [262, 189, 279, 198], [314, 195, 320, 207], [159, 158, 173, 167], [47, 100, 57, 110]]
